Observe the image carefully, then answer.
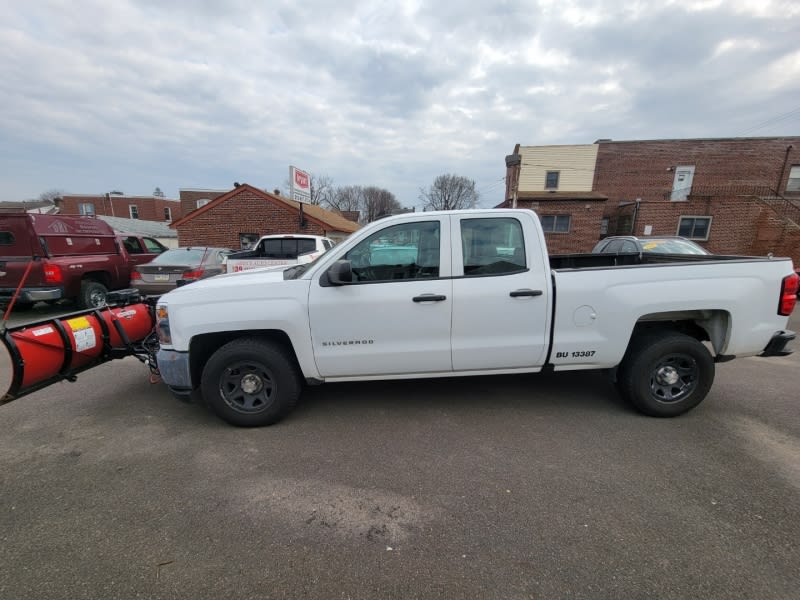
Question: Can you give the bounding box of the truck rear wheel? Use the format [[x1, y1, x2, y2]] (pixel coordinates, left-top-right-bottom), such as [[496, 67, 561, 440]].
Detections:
[[618, 332, 714, 417], [201, 338, 301, 427], [79, 280, 108, 309]]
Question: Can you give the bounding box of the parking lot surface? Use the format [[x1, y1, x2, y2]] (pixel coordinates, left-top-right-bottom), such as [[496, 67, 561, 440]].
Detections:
[[0, 306, 798, 599]]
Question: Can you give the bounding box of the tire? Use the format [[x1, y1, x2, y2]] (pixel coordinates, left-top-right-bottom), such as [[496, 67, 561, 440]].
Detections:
[[201, 338, 301, 427], [79, 280, 108, 309], [617, 332, 714, 417], [10, 301, 35, 311]]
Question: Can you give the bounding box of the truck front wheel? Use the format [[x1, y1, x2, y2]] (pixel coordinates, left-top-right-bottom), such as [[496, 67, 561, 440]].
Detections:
[[201, 338, 301, 427], [618, 332, 715, 417]]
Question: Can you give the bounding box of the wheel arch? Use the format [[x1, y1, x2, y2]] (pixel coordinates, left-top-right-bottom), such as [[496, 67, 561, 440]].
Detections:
[[629, 309, 730, 356], [188, 329, 299, 390], [82, 271, 112, 288]]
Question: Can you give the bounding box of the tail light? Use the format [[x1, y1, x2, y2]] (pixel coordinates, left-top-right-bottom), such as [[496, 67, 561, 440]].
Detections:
[[43, 262, 62, 284], [130, 270, 142, 281], [778, 272, 798, 316], [182, 268, 205, 280]]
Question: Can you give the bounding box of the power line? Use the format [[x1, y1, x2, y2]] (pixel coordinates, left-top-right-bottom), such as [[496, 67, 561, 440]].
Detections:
[[734, 104, 800, 136]]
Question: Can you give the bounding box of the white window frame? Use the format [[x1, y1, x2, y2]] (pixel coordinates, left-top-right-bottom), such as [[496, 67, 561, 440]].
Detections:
[[545, 171, 560, 190], [129, 205, 139, 219], [78, 203, 95, 215], [196, 199, 210, 208], [164, 207, 172, 221], [677, 215, 712, 241], [787, 165, 800, 192]]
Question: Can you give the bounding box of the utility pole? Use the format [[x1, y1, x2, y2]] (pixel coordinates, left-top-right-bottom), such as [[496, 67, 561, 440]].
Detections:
[[505, 154, 522, 208]]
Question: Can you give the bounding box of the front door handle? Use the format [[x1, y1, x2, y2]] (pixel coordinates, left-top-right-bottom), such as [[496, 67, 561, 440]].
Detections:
[[510, 289, 543, 298], [413, 294, 447, 303]]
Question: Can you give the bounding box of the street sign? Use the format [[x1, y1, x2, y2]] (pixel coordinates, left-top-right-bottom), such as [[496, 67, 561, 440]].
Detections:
[[290, 166, 311, 203]]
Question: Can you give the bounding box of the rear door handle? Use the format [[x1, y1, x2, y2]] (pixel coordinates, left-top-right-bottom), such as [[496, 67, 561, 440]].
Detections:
[[413, 294, 447, 303], [510, 289, 543, 298]]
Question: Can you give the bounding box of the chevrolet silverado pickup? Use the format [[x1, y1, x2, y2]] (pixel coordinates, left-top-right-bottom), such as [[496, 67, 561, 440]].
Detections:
[[154, 209, 798, 426]]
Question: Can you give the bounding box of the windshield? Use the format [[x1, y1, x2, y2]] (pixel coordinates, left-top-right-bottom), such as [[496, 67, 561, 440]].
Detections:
[[639, 239, 709, 254], [149, 248, 208, 264]]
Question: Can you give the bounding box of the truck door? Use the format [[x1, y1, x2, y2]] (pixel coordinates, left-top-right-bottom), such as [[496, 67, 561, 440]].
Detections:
[[308, 216, 453, 377], [450, 214, 551, 370]]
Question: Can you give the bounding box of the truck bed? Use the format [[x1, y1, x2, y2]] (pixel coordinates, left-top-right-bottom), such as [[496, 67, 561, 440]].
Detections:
[[549, 252, 767, 270]]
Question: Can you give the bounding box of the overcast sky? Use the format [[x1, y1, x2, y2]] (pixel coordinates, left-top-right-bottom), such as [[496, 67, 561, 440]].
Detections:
[[2, 0, 799, 208]]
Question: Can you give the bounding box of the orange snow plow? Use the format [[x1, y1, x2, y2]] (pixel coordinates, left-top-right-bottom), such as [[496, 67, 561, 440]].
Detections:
[[0, 290, 159, 403]]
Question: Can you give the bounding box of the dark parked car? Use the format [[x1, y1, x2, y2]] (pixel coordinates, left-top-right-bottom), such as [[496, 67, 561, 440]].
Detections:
[[130, 246, 232, 295], [592, 236, 710, 255]]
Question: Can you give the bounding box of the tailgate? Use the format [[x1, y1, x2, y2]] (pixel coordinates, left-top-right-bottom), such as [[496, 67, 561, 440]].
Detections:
[[226, 258, 296, 273], [0, 257, 46, 288]]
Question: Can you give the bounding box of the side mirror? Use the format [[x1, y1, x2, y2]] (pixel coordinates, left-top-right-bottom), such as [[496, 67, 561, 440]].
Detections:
[[327, 260, 353, 285]]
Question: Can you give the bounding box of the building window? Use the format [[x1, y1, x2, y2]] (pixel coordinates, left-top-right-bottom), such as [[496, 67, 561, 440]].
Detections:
[[678, 216, 712, 240], [540, 214, 571, 233], [600, 217, 609, 236], [129, 205, 139, 219], [196, 199, 210, 208], [164, 207, 172, 221], [545, 171, 560, 190], [787, 165, 800, 192], [239, 233, 260, 249], [79, 203, 95, 215]]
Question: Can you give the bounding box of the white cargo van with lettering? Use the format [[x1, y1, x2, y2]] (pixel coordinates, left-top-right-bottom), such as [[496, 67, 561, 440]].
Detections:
[[154, 209, 798, 426]]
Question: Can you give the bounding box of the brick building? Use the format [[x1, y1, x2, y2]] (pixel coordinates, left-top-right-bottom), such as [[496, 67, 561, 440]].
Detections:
[[593, 137, 799, 263], [178, 188, 229, 220], [502, 136, 800, 263], [170, 184, 360, 248], [57, 194, 182, 223], [500, 143, 608, 253]]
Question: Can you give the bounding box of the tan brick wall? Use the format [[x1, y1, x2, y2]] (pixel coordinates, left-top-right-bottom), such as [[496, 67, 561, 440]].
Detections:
[[175, 189, 326, 248]]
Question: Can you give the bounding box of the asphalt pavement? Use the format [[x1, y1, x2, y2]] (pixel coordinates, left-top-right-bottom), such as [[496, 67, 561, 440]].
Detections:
[[0, 305, 798, 599]]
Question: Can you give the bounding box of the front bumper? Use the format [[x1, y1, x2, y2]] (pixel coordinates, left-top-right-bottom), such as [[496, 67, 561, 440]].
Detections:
[[0, 287, 63, 303], [760, 330, 795, 357], [156, 348, 193, 393]]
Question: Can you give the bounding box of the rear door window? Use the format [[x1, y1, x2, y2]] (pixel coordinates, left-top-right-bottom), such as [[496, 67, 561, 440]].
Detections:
[[460, 218, 526, 276]]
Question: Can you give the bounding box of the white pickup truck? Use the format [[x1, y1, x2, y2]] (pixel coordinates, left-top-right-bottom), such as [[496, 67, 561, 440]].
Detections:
[[155, 209, 798, 427], [224, 234, 334, 273]]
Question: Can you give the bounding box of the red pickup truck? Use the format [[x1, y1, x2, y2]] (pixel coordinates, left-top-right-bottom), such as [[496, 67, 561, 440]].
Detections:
[[0, 214, 167, 310]]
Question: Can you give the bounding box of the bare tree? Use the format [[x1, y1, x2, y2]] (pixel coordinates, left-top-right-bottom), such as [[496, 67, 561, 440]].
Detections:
[[39, 189, 65, 203], [325, 185, 364, 214], [310, 174, 334, 206], [419, 174, 479, 211], [362, 186, 402, 223]]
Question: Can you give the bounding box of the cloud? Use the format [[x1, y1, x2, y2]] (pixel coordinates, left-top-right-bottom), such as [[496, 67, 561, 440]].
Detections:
[[0, 0, 798, 206]]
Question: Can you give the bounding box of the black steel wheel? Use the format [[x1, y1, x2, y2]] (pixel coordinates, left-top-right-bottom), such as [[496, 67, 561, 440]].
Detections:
[[201, 338, 301, 427], [618, 332, 714, 417]]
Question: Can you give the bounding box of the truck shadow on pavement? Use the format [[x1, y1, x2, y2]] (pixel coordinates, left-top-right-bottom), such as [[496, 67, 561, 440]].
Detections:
[[293, 369, 629, 423]]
